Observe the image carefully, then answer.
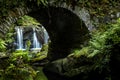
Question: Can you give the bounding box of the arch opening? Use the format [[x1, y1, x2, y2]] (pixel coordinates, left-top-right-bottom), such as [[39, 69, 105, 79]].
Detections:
[[27, 7, 90, 61]]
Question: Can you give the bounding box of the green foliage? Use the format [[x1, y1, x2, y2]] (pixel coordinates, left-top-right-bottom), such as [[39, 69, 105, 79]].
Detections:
[[71, 47, 89, 58], [0, 0, 119, 20], [89, 18, 120, 56], [5, 24, 15, 43], [26, 40, 31, 50], [0, 0, 25, 17], [31, 44, 48, 62], [0, 0, 48, 19], [0, 24, 15, 52], [11, 50, 30, 63], [0, 39, 6, 52], [36, 0, 48, 6], [0, 63, 37, 80], [0, 23, 17, 53], [67, 18, 120, 79], [17, 15, 40, 26], [49, 0, 120, 18], [106, 19, 120, 45], [0, 43, 49, 80], [65, 18, 120, 80], [0, 50, 37, 80], [0, 52, 6, 58]]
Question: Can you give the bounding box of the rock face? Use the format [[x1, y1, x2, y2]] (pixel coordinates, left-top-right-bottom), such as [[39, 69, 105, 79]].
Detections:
[[28, 7, 90, 61]]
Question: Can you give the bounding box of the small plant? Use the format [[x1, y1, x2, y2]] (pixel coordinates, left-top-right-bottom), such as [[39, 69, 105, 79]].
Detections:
[[26, 40, 31, 51], [0, 39, 6, 52]]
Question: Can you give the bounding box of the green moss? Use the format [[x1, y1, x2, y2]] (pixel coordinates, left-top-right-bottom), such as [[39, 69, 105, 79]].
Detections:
[[17, 15, 40, 26], [11, 50, 28, 58], [70, 47, 89, 58], [34, 67, 48, 80], [31, 44, 48, 62], [32, 54, 47, 62]]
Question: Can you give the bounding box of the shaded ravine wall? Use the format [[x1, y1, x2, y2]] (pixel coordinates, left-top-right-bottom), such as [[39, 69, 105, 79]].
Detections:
[[0, 3, 90, 61]]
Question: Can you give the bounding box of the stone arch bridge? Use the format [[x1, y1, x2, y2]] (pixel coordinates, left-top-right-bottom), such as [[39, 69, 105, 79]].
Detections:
[[0, 1, 90, 61]]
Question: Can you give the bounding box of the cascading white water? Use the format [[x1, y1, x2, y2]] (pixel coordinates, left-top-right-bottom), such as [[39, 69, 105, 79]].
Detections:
[[16, 27, 23, 50], [32, 28, 41, 49], [15, 26, 49, 51], [42, 26, 49, 44]]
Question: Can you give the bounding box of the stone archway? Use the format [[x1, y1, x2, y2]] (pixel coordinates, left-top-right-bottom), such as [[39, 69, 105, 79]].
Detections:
[[0, 5, 90, 61], [28, 7, 90, 61]]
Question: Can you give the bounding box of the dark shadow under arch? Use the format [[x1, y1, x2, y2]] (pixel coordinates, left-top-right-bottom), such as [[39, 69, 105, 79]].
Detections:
[[28, 7, 90, 61]]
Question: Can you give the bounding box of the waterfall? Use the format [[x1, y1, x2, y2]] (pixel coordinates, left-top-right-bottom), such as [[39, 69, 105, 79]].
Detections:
[[15, 26, 49, 51], [16, 27, 23, 50], [42, 26, 49, 44], [32, 28, 41, 49]]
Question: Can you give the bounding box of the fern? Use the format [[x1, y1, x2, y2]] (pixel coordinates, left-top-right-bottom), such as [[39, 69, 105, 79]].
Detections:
[[0, 39, 6, 52]]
